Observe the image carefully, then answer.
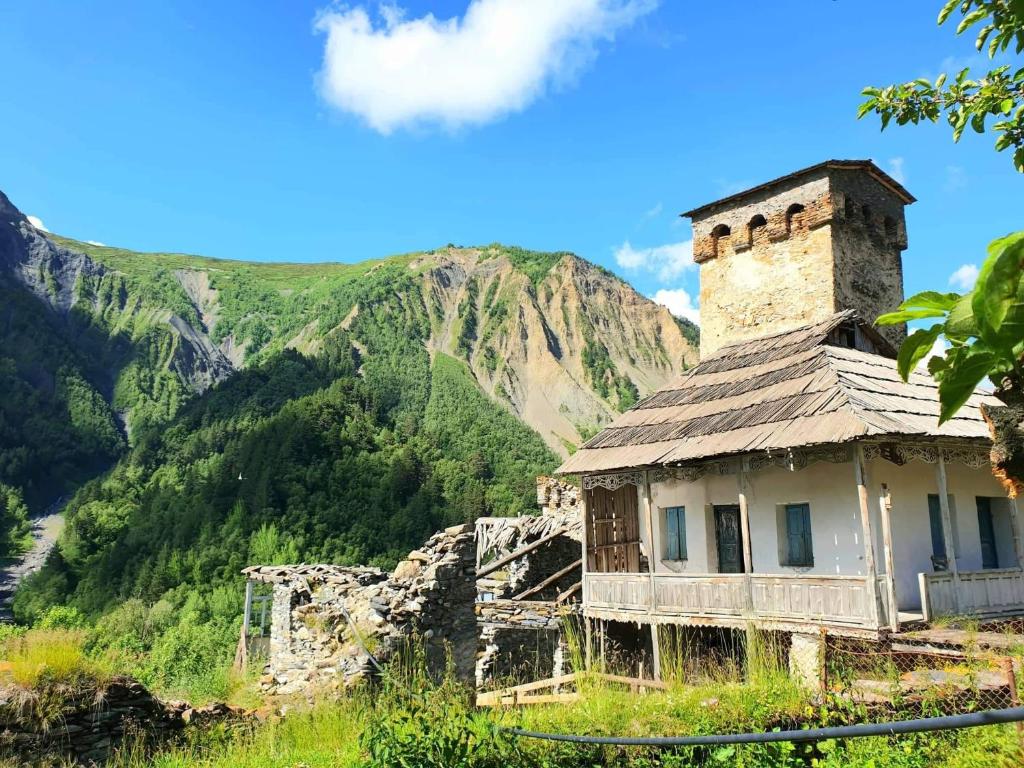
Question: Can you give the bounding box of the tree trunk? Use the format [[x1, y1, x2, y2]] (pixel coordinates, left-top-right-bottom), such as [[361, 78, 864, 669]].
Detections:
[[982, 401, 1024, 498]]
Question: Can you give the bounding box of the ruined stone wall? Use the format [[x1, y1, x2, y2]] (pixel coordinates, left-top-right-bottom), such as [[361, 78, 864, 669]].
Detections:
[[691, 167, 909, 357], [475, 600, 571, 688], [254, 524, 477, 696]]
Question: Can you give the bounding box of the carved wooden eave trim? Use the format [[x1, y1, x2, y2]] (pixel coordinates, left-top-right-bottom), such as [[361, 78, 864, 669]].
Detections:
[[862, 441, 990, 469], [582, 472, 644, 491], [651, 445, 853, 484]]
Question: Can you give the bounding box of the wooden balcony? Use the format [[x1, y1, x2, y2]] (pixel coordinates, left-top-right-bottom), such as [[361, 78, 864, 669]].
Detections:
[[919, 568, 1024, 621], [583, 572, 889, 633]]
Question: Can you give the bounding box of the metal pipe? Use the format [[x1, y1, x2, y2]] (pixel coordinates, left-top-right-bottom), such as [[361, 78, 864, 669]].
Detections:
[[504, 706, 1024, 746]]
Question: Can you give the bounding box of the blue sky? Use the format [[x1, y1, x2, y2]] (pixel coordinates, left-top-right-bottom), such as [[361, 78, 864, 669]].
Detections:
[[1, 1, 1020, 325]]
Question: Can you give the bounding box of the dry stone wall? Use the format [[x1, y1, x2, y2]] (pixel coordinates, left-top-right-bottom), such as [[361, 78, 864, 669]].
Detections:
[[0, 677, 248, 766]]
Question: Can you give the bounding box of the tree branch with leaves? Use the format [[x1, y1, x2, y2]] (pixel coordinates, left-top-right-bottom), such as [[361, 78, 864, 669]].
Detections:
[[865, 1, 1024, 496], [859, 0, 1024, 172]]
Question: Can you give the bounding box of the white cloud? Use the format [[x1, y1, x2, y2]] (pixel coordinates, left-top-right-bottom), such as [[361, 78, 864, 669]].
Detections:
[[314, 0, 657, 133], [86, 240, 106, 247], [949, 263, 979, 291], [887, 157, 906, 185], [614, 239, 693, 281], [652, 288, 699, 325], [643, 201, 663, 219], [26, 215, 48, 232]]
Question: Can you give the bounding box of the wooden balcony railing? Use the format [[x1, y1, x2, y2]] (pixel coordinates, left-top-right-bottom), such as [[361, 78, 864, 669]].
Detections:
[[919, 568, 1024, 621], [584, 571, 886, 629]]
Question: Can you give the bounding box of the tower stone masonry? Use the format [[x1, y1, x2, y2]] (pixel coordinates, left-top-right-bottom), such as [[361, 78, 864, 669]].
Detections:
[[683, 160, 914, 357]]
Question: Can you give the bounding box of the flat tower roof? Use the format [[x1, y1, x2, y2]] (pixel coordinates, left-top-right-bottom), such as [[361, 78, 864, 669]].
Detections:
[[681, 160, 916, 219]]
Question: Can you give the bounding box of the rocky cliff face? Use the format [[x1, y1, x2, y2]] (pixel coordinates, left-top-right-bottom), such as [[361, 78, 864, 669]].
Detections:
[[416, 247, 697, 453], [0, 191, 234, 406]]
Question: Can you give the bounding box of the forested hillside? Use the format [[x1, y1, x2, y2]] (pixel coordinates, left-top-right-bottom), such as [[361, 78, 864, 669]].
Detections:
[[0, 188, 696, 689]]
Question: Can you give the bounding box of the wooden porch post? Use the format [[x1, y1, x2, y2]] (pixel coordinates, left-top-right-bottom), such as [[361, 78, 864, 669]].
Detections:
[[878, 483, 899, 631], [853, 444, 882, 628], [737, 458, 754, 613], [581, 477, 592, 670], [935, 453, 960, 613], [1009, 498, 1024, 569], [642, 470, 661, 680]]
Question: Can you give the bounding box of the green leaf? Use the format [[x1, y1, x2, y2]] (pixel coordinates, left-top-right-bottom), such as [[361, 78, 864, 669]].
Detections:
[[937, 0, 960, 25], [946, 292, 980, 338], [896, 325, 944, 381], [876, 308, 947, 325], [973, 231, 1024, 347], [938, 347, 996, 423], [957, 9, 989, 36], [901, 290, 961, 311]]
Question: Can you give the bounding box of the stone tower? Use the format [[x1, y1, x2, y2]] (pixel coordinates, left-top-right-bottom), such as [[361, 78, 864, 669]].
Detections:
[[683, 160, 914, 357]]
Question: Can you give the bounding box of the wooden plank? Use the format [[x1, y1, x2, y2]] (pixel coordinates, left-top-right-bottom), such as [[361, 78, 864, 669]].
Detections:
[[594, 673, 669, 690], [483, 672, 578, 697], [556, 581, 581, 603], [478, 692, 580, 707], [512, 559, 582, 600], [477, 527, 570, 579]]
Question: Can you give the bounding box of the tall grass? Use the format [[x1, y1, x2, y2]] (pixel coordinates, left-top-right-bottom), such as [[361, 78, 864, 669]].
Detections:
[[0, 628, 112, 689]]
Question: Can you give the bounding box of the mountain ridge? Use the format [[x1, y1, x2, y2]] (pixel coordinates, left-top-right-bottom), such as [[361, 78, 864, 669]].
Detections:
[[2, 192, 697, 457]]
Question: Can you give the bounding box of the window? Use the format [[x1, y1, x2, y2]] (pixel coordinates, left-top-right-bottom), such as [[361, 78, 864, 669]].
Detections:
[[884, 216, 898, 242], [782, 503, 813, 567], [785, 203, 805, 234], [747, 214, 767, 246], [710, 224, 731, 258], [664, 506, 687, 561]]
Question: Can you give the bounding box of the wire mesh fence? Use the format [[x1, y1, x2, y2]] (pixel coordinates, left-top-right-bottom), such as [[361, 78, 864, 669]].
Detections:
[[823, 633, 1022, 717]]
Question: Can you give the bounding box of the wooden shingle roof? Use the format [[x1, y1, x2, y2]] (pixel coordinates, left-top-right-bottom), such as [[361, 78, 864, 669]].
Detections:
[[556, 312, 997, 475]]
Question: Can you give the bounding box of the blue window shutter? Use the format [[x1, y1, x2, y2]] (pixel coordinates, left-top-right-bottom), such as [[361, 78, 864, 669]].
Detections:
[[678, 507, 687, 560], [666, 508, 679, 561], [785, 503, 812, 566], [664, 507, 686, 560], [928, 495, 946, 558]]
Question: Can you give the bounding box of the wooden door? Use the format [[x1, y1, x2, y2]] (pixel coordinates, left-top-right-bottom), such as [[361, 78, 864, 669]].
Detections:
[[977, 497, 999, 569], [714, 505, 743, 573], [586, 484, 641, 573]]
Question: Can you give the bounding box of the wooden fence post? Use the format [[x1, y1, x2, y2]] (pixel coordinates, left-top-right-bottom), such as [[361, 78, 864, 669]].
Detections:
[[1001, 656, 1023, 750]]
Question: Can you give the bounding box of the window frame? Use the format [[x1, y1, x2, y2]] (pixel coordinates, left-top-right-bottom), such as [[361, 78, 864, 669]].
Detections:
[[663, 505, 687, 562], [781, 502, 813, 567]]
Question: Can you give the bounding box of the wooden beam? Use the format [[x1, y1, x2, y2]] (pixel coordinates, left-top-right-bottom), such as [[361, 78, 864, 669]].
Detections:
[[476, 526, 570, 580], [878, 483, 900, 632], [935, 452, 960, 614], [642, 470, 661, 681], [555, 581, 581, 603], [853, 443, 882, 629], [511, 559, 581, 600]]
